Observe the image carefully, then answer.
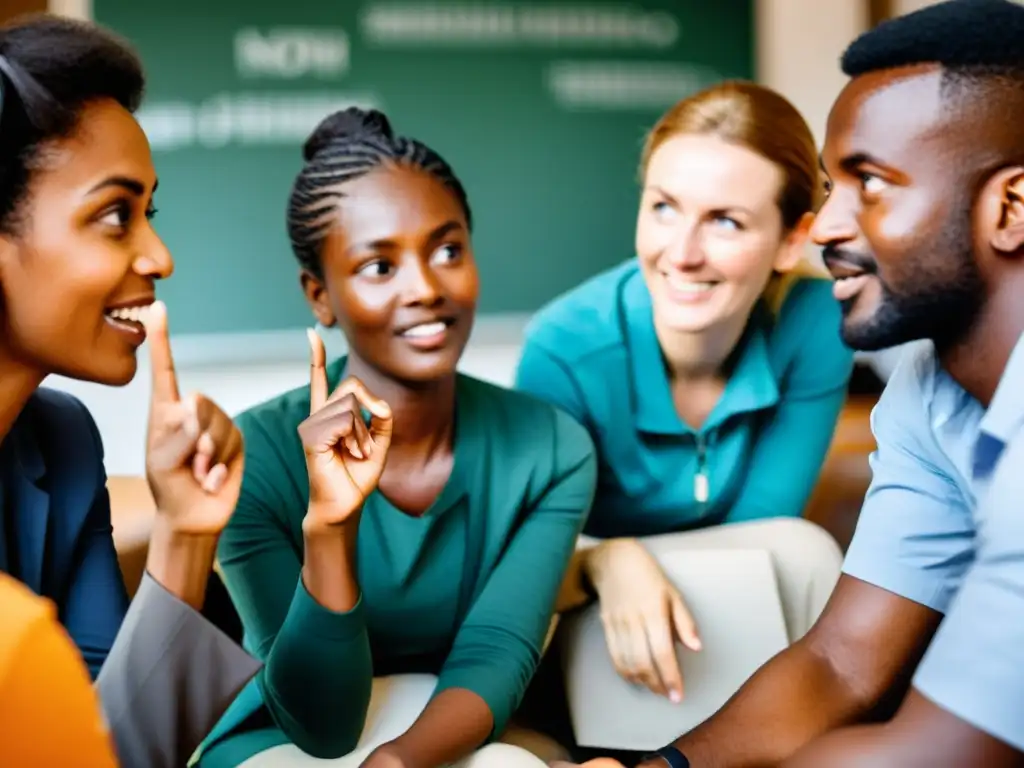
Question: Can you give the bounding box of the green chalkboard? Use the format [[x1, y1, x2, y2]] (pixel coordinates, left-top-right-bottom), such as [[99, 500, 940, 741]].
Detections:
[[94, 1, 753, 336]]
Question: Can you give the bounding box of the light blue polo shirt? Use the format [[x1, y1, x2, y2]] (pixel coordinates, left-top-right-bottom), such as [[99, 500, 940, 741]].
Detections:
[[842, 332, 1024, 749], [514, 260, 854, 538]]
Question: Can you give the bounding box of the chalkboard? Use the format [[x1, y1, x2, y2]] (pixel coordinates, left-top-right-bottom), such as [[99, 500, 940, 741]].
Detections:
[[94, 1, 753, 336]]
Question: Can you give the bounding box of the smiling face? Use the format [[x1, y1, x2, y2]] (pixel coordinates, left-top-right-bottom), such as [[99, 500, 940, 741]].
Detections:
[[302, 163, 478, 384], [636, 133, 806, 334], [0, 98, 171, 385], [814, 66, 985, 351]]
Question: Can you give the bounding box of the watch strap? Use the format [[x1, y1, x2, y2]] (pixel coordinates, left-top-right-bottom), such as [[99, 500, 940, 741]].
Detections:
[[643, 744, 690, 768]]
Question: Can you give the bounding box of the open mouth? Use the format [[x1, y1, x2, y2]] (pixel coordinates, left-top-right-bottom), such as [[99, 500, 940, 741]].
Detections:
[[104, 302, 153, 339], [662, 272, 720, 301], [396, 317, 456, 349], [823, 252, 876, 303], [826, 262, 873, 302], [832, 273, 871, 301], [400, 320, 451, 338]]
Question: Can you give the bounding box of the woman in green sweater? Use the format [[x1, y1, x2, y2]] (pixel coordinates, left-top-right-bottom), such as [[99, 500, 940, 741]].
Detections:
[[196, 108, 597, 768]]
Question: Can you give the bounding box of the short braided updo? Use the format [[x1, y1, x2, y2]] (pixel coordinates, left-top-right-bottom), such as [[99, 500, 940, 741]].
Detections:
[[287, 107, 472, 277]]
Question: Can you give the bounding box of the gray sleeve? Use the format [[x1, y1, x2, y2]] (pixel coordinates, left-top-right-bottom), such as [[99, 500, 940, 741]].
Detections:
[[96, 572, 262, 768]]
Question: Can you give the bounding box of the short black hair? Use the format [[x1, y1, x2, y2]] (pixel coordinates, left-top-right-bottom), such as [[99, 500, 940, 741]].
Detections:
[[842, 0, 1024, 79], [840, 0, 1024, 176], [0, 14, 145, 233], [287, 107, 472, 277]]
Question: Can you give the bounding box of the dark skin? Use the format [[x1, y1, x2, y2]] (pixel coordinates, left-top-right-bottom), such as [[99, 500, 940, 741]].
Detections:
[[0, 98, 243, 608], [296, 162, 491, 768], [784, 64, 1024, 768], [0, 99, 171, 429], [563, 65, 1024, 768]]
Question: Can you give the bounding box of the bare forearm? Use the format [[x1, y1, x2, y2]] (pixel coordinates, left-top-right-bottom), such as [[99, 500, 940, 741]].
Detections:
[[145, 520, 218, 610], [784, 690, 1024, 768], [302, 509, 360, 613], [384, 689, 494, 768], [669, 643, 869, 768], [555, 549, 593, 612], [645, 578, 944, 768]]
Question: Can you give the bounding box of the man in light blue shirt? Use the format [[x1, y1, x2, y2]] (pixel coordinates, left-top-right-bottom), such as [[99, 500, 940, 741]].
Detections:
[[782, 335, 1024, 766], [908, 342, 1024, 755], [560, 1, 1024, 766]]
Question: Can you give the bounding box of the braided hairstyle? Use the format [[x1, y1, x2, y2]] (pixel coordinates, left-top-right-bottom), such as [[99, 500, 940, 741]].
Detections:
[[287, 107, 472, 278]]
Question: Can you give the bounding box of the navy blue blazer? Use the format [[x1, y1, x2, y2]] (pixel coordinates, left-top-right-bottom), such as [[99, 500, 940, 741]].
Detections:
[[0, 387, 128, 679]]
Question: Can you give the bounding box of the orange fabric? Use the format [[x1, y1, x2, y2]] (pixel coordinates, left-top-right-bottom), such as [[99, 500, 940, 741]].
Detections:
[[0, 572, 118, 767]]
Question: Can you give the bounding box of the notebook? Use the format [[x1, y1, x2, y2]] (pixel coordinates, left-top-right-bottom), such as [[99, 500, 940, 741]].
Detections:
[[561, 548, 789, 751]]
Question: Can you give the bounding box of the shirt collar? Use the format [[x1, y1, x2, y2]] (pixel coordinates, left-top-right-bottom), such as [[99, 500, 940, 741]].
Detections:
[[622, 272, 780, 435], [978, 331, 1024, 446]]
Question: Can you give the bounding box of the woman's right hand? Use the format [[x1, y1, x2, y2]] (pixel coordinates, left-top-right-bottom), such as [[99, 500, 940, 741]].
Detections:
[[298, 329, 393, 529], [585, 538, 702, 702]]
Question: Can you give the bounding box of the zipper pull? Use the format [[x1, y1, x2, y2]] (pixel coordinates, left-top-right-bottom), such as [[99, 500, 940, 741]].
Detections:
[[694, 471, 709, 503]]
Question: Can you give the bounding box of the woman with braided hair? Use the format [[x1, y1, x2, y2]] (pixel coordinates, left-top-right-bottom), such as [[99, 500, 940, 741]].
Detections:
[[197, 107, 597, 768]]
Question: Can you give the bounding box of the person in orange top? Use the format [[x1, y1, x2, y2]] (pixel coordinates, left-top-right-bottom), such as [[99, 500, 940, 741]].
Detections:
[[0, 572, 117, 767]]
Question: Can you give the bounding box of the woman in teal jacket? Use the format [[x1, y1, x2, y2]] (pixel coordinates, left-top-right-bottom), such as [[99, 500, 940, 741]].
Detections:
[[197, 108, 596, 768], [515, 81, 854, 706]]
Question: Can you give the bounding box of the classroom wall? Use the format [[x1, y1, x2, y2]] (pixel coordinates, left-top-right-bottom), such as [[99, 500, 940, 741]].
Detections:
[[39, 0, 873, 477]]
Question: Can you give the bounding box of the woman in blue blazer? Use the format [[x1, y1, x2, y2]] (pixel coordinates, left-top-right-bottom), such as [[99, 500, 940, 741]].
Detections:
[[0, 14, 239, 679]]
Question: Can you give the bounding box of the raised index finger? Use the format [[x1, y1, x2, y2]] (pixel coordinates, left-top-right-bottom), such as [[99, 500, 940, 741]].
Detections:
[[307, 328, 328, 414], [143, 300, 180, 404]]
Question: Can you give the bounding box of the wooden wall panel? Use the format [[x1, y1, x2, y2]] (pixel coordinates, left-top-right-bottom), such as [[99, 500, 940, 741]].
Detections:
[[1, 0, 48, 26], [869, 0, 895, 25]]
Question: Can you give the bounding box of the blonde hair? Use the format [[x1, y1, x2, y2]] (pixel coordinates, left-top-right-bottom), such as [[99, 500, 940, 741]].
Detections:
[[642, 81, 826, 313], [641, 80, 821, 231]]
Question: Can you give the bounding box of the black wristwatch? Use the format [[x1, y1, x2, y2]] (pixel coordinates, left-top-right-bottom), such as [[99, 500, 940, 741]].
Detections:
[[642, 745, 691, 768]]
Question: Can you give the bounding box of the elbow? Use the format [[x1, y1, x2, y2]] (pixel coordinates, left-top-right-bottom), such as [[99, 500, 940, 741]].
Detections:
[[268, 697, 369, 760], [293, 728, 363, 761], [800, 635, 889, 722], [261, 671, 372, 759]]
